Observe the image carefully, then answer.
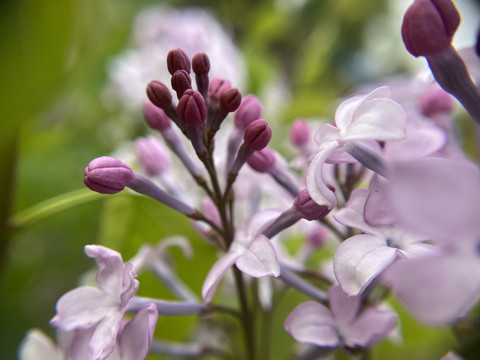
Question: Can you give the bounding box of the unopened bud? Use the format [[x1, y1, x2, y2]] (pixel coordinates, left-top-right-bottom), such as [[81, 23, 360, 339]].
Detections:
[[177, 89, 207, 126], [247, 147, 276, 173], [290, 119, 310, 146], [419, 86, 454, 117], [234, 95, 262, 129], [192, 52, 210, 74], [220, 88, 242, 112], [401, 0, 460, 57], [84, 157, 134, 194], [244, 119, 272, 151], [209, 78, 231, 100], [294, 189, 331, 220], [146, 80, 173, 109], [135, 136, 171, 176], [167, 48, 191, 75], [171, 70, 192, 98], [144, 101, 171, 132]]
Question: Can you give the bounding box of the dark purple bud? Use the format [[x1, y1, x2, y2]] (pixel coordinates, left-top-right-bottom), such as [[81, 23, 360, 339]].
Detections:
[[220, 88, 242, 112], [84, 157, 134, 194], [167, 48, 191, 75], [247, 147, 276, 173], [401, 0, 460, 57], [171, 70, 192, 98], [144, 101, 171, 132], [146, 80, 173, 109], [244, 119, 272, 151], [177, 89, 207, 126], [476, 26, 480, 57], [290, 119, 310, 146], [192, 52, 210, 74], [209, 78, 231, 100], [234, 95, 262, 129], [419, 86, 454, 117], [294, 189, 331, 220]]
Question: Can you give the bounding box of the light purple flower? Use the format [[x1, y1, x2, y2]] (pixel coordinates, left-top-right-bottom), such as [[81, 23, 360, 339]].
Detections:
[[306, 86, 406, 208], [285, 284, 397, 348], [50, 245, 139, 360], [202, 210, 281, 303]]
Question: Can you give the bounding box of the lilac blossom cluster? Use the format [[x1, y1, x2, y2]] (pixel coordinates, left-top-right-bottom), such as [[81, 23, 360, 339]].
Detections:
[[20, 0, 480, 359]]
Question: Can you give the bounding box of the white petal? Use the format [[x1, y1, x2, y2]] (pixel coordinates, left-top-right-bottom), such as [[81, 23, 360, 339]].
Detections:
[[201, 251, 240, 303], [89, 311, 123, 360], [19, 329, 62, 360], [235, 235, 280, 278]]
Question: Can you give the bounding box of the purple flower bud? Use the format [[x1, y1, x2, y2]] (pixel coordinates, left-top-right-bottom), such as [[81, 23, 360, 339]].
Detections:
[[401, 0, 460, 57], [171, 70, 192, 98], [243, 119, 272, 151], [209, 78, 231, 100], [234, 95, 263, 129], [177, 89, 208, 126], [146, 80, 173, 109], [247, 147, 276, 173], [476, 26, 480, 57], [290, 119, 310, 146], [167, 48, 191, 75], [307, 226, 329, 248], [220, 88, 242, 112], [293, 189, 331, 220], [419, 86, 454, 117], [84, 157, 134, 194], [192, 52, 210, 75], [135, 136, 171, 176], [143, 101, 171, 132]]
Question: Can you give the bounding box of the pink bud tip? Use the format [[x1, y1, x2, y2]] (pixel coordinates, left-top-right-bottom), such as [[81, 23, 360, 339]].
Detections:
[[84, 157, 134, 194], [234, 95, 263, 129], [209, 78, 231, 100], [177, 89, 207, 126], [289, 119, 310, 146], [146, 80, 173, 109], [167, 48, 191, 75], [192, 52, 211, 74], [401, 0, 460, 57], [243, 119, 272, 151], [293, 189, 330, 220], [247, 147, 276, 173], [135, 136, 171, 176], [144, 101, 171, 132], [171, 69, 192, 97], [220, 88, 242, 112], [419, 86, 454, 117]]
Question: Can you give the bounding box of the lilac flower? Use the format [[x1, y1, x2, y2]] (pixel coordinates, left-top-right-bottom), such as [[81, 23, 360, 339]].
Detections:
[[306, 86, 406, 208], [50, 245, 140, 360], [285, 284, 397, 349], [381, 157, 480, 325], [202, 210, 281, 302]]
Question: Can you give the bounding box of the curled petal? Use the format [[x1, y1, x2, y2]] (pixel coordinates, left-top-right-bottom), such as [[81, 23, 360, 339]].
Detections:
[[235, 235, 280, 278], [89, 311, 123, 360], [202, 251, 240, 303], [120, 262, 140, 309], [334, 188, 377, 234], [85, 245, 125, 298], [284, 301, 339, 347]]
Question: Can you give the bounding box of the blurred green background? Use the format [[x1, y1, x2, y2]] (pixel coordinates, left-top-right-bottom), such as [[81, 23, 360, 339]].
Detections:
[[1, 0, 480, 359]]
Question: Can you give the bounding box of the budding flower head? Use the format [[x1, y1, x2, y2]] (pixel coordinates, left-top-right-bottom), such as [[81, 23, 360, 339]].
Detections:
[[84, 156, 134, 194], [289, 119, 310, 146], [209, 78, 231, 100], [220, 88, 242, 112], [293, 189, 331, 220], [144, 101, 171, 132], [247, 147, 276, 173], [234, 95, 263, 129], [402, 0, 460, 57], [192, 52, 211, 75], [146, 80, 173, 109], [177, 89, 208, 126], [167, 48, 191, 75], [244, 119, 272, 151]]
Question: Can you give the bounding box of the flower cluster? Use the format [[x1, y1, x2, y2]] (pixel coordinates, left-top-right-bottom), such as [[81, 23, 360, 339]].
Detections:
[[20, 1, 480, 359]]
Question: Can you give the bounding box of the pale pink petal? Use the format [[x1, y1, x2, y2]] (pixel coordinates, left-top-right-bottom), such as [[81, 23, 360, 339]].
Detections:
[[202, 251, 240, 303], [335, 94, 370, 131], [333, 234, 398, 296], [89, 311, 123, 360], [306, 144, 340, 208], [384, 252, 480, 325], [246, 209, 283, 237], [85, 245, 125, 298], [284, 301, 339, 347], [333, 188, 378, 235], [313, 123, 340, 147], [50, 286, 115, 331], [388, 157, 480, 241], [342, 307, 397, 348], [328, 284, 361, 326], [65, 328, 95, 360], [120, 262, 139, 308], [117, 303, 158, 360], [235, 235, 280, 277], [19, 329, 62, 360], [364, 175, 397, 226]]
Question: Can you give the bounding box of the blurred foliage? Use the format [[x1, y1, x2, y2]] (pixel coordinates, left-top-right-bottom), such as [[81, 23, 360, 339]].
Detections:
[[1, 0, 479, 359]]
